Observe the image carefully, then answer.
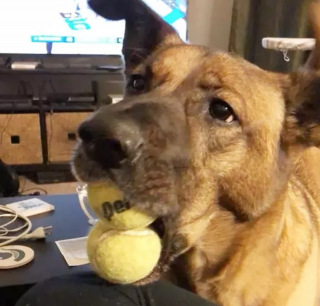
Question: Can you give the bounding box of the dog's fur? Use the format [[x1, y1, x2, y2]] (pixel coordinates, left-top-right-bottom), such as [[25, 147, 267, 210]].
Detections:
[[72, 1, 320, 305]]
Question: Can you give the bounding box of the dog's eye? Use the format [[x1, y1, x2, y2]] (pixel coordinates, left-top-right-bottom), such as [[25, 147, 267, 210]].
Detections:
[[209, 99, 236, 123], [127, 75, 146, 92]]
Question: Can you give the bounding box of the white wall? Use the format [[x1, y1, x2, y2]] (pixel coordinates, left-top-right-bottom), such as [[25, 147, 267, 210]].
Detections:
[[187, 0, 234, 51]]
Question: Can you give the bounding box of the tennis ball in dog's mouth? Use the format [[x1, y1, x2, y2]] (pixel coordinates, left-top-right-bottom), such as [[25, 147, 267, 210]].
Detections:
[[86, 182, 162, 284], [87, 220, 161, 284], [87, 182, 155, 230]]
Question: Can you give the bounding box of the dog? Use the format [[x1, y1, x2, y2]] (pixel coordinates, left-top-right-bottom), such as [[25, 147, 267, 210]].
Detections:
[[72, 0, 320, 305]]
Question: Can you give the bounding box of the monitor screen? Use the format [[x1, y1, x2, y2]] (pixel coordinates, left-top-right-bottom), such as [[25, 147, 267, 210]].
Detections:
[[0, 0, 187, 56]]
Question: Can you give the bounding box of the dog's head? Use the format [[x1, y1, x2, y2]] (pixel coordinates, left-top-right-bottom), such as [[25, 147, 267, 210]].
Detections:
[[72, 0, 320, 283]]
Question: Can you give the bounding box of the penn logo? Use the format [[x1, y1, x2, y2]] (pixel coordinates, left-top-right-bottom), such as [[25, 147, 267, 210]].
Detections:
[[102, 200, 131, 220]]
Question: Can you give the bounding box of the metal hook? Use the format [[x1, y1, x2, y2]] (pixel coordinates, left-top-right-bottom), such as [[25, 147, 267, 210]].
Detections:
[[283, 50, 290, 62]]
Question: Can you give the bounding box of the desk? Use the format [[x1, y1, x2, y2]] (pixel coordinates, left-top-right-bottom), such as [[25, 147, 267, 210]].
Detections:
[[0, 194, 91, 288]]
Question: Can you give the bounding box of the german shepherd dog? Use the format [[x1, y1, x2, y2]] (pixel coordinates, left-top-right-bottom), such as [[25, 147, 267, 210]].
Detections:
[[72, 0, 320, 305]]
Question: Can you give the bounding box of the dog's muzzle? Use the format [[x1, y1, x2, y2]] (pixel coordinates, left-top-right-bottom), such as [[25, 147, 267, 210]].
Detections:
[[72, 96, 190, 218], [77, 107, 142, 170], [72, 96, 192, 283], [75, 97, 189, 172]]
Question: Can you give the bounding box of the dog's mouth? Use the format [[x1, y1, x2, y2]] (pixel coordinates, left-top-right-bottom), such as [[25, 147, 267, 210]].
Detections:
[[150, 218, 166, 239], [72, 142, 179, 216], [135, 217, 174, 285], [72, 143, 181, 284]]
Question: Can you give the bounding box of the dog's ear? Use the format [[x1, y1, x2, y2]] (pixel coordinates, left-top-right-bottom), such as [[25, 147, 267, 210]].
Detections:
[[304, 0, 320, 70], [88, 0, 183, 73], [282, 71, 320, 148], [282, 1, 320, 149]]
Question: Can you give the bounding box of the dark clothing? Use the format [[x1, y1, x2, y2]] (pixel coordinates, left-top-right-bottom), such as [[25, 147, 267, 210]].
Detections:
[[15, 272, 217, 306]]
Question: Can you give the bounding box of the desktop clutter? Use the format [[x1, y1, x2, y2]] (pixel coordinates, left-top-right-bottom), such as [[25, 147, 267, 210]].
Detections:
[[0, 181, 163, 282], [86, 181, 162, 284], [0, 199, 53, 269]]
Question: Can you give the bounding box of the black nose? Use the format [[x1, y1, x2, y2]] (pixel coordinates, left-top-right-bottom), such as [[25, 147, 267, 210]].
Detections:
[[78, 122, 95, 143], [78, 121, 127, 169]]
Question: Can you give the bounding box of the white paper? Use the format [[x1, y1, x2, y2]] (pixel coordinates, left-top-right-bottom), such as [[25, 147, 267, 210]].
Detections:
[[55, 237, 89, 267], [6, 198, 55, 217]]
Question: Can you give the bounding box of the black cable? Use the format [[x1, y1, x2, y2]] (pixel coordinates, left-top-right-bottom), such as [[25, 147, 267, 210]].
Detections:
[[0, 81, 34, 168], [18, 81, 34, 96], [45, 81, 56, 161], [39, 79, 56, 96], [38, 80, 50, 165], [3, 56, 11, 68], [46, 79, 67, 162], [0, 113, 13, 145], [39, 79, 76, 162], [48, 111, 54, 162], [48, 80, 56, 93], [17, 81, 28, 96], [0, 81, 23, 145]]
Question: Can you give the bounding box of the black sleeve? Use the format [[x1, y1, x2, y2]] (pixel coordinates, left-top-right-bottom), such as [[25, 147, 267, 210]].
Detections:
[[15, 272, 218, 306]]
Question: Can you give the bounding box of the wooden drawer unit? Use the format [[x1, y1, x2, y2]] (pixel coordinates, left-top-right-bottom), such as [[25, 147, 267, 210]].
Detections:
[[46, 112, 92, 163], [0, 114, 42, 165]]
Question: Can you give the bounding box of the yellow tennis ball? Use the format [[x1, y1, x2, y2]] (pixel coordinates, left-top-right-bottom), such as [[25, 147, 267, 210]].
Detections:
[[87, 220, 161, 284], [87, 182, 154, 229]]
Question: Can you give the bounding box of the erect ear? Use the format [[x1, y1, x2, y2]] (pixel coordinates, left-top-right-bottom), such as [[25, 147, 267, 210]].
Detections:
[[88, 0, 183, 73], [282, 71, 320, 148], [304, 0, 320, 70], [282, 1, 320, 148]]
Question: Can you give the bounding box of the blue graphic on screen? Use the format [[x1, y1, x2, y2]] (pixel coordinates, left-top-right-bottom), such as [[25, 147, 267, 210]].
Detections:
[[163, 8, 185, 24], [0, 0, 187, 55], [141, 0, 187, 29]]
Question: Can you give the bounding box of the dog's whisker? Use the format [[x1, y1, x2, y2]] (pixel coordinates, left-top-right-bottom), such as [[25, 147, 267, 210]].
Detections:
[[131, 150, 143, 165]]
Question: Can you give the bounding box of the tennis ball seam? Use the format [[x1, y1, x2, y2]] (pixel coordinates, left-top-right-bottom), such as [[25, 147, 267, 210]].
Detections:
[[93, 229, 162, 284], [98, 228, 158, 243]]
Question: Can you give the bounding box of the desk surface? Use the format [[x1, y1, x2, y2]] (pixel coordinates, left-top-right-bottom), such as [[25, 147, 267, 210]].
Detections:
[[0, 194, 91, 288]]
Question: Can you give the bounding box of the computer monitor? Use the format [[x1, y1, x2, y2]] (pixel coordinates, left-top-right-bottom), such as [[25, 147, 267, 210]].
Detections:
[[0, 0, 187, 56]]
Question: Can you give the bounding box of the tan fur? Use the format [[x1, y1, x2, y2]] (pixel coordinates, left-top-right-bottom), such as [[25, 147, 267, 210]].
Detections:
[[73, 1, 320, 305]]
